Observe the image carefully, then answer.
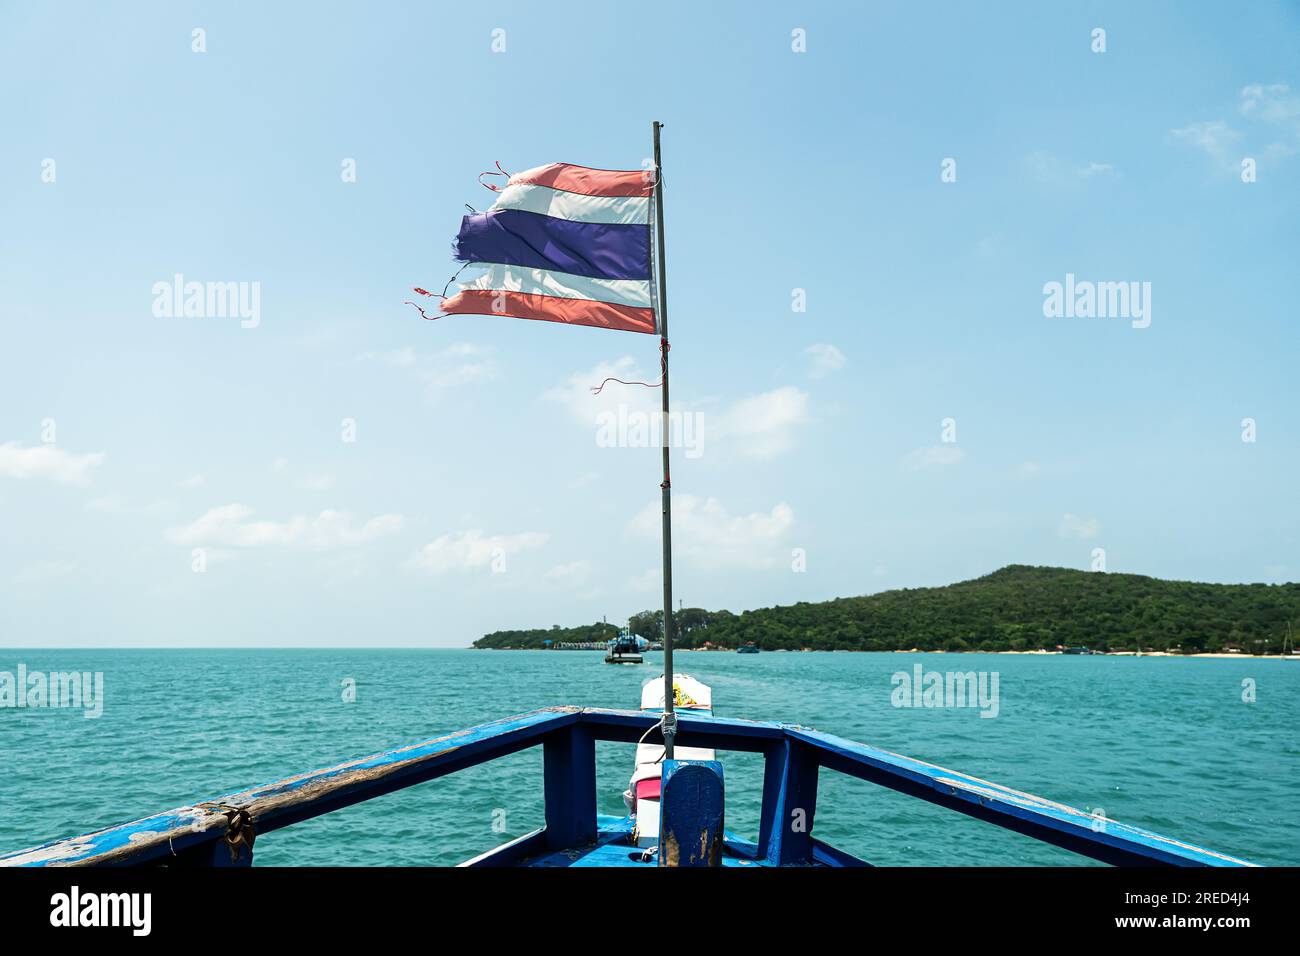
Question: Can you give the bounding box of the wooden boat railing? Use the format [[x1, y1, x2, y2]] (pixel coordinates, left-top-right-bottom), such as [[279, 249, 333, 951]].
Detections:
[[0, 706, 1255, 867]]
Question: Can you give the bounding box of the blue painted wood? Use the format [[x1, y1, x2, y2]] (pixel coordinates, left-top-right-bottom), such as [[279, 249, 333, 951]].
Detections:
[[784, 726, 1255, 867], [542, 723, 597, 849], [658, 760, 725, 867], [458, 827, 551, 868], [206, 837, 253, 867], [0, 706, 1255, 868], [577, 707, 782, 751], [0, 707, 580, 867], [810, 838, 871, 867], [511, 816, 786, 868], [756, 738, 820, 865]]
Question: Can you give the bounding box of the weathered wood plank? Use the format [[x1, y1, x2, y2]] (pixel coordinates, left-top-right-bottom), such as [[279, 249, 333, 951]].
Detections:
[[576, 707, 784, 751], [0, 706, 1256, 867], [757, 738, 820, 866], [659, 760, 725, 867], [0, 707, 579, 867], [783, 726, 1255, 867], [542, 723, 597, 849]]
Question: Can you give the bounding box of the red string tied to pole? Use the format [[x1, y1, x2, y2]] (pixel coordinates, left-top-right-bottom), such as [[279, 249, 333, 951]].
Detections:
[[590, 337, 670, 395]]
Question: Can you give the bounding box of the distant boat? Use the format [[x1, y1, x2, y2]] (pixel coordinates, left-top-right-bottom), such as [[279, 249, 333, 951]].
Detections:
[[605, 630, 643, 664], [737, 642, 759, 654], [1061, 646, 1091, 655]]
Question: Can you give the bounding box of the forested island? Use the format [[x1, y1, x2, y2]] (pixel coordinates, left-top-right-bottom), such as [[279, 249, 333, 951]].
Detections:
[[472, 565, 1300, 654]]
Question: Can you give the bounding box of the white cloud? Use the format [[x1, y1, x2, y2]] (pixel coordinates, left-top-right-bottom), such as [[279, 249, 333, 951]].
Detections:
[[1239, 83, 1300, 127], [545, 357, 661, 424], [1172, 84, 1300, 172], [1026, 151, 1120, 184], [712, 387, 810, 460], [544, 560, 593, 585], [0, 442, 105, 485], [629, 495, 794, 569], [548, 363, 810, 460], [1014, 462, 1041, 479], [299, 473, 335, 492], [359, 344, 496, 393], [805, 343, 846, 378], [1079, 162, 1117, 178], [407, 529, 547, 575], [901, 445, 965, 470], [1059, 513, 1100, 539], [167, 504, 404, 550], [1171, 120, 1242, 168], [180, 474, 205, 489]]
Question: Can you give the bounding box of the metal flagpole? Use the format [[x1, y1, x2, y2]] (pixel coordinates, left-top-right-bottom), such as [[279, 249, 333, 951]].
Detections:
[[652, 120, 675, 760]]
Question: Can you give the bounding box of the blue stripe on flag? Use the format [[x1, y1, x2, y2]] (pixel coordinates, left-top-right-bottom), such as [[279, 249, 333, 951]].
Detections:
[[453, 209, 651, 282]]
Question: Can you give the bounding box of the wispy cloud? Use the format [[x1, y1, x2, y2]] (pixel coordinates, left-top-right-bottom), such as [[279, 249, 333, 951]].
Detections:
[[407, 529, 547, 575], [548, 362, 810, 460], [1172, 82, 1300, 172], [1025, 151, 1120, 185], [901, 445, 964, 470], [167, 504, 404, 550], [0, 442, 106, 485], [1079, 162, 1118, 179], [1059, 513, 1100, 539], [1239, 82, 1300, 128], [1170, 120, 1243, 170], [544, 560, 593, 585], [298, 473, 336, 492], [629, 495, 794, 569], [545, 357, 661, 422], [358, 344, 497, 394], [805, 343, 846, 378], [711, 387, 810, 460]]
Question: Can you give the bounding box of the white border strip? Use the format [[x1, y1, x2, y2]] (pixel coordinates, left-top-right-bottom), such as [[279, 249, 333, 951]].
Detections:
[[489, 182, 649, 225], [459, 263, 652, 308]]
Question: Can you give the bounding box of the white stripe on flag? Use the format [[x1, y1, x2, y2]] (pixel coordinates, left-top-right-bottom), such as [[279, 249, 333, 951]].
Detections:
[[459, 263, 652, 309], [490, 183, 649, 225]]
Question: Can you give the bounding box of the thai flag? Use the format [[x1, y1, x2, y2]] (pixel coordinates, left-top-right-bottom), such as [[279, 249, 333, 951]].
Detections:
[[439, 163, 658, 335]]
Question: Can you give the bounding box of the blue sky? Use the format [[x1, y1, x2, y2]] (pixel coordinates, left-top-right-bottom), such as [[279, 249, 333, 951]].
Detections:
[[1, 1, 1297, 647]]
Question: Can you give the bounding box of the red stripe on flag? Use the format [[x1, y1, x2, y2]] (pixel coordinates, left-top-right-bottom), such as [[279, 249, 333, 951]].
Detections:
[[509, 163, 655, 198], [442, 290, 656, 334]]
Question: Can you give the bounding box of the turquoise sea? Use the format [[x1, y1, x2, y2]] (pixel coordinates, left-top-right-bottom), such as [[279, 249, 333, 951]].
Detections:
[[1, 649, 1295, 866]]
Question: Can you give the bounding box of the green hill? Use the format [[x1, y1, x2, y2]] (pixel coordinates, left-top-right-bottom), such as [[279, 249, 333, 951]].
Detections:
[[473, 620, 620, 650], [471, 565, 1300, 653]]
